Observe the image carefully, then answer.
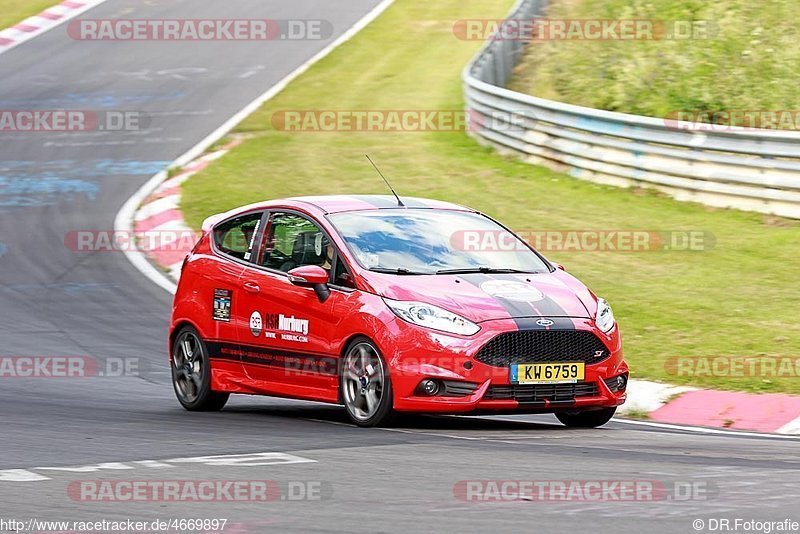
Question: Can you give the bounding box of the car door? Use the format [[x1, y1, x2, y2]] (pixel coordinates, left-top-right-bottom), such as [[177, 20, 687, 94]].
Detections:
[[235, 210, 347, 399], [203, 210, 267, 376]]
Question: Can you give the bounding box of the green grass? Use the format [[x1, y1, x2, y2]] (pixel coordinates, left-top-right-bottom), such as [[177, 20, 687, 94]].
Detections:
[[508, 0, 800, 121], [0, 0, 57, 29], [182, 0, 800, 394], [619, 408, 652, 420]]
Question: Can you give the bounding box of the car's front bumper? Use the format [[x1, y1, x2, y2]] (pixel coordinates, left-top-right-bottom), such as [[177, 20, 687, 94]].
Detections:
[[378, 316, 628, 414]]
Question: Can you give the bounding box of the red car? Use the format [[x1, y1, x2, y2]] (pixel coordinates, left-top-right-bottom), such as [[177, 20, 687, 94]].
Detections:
[[169, 195, 628, 427]]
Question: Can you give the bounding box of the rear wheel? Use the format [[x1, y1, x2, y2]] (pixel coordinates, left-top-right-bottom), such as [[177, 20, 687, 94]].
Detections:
[[171, 326, 229, 411], [340, 338, 393, 427], [555, 407, 616, 428]]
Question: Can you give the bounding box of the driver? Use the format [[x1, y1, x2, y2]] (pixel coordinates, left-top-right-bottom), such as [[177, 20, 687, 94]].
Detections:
[[315, 233, 335, 271]]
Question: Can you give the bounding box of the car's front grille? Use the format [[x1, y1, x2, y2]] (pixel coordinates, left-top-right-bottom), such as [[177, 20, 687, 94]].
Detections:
[[474, 330, 610, 367], [485, 382, 599, 403]]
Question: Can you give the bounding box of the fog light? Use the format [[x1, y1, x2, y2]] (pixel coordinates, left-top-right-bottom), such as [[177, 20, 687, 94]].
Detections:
[[616, 374, 628, 390], [604, 373, 628, 393], [419, 379, 441, 396]]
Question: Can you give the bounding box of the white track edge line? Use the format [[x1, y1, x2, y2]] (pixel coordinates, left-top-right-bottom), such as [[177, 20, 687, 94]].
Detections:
[[611, 417, 800, 439]]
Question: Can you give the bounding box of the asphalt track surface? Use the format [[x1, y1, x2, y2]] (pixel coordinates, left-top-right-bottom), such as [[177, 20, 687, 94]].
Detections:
[[0, 1, 798, 533]]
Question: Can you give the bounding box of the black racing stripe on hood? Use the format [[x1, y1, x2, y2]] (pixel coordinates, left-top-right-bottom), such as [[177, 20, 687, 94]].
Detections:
[[459, 273, 535, 321], [459, 273, 576, 330], [513, 316, 577, 330]]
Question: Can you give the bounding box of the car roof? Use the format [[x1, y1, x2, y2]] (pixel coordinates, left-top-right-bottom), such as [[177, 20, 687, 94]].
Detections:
[[202, 195, 476, 231], [256, 195, 474, 214]]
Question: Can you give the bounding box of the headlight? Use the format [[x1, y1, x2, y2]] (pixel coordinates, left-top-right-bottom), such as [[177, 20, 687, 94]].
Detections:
[[595, 297, 616, 333], [383, 299, 480, 336]]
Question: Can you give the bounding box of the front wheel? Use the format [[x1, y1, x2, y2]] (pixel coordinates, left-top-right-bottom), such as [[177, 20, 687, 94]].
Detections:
[[340, 338, 393, 427], [171, 326, 229, 411], [555, 407, 616, 428]]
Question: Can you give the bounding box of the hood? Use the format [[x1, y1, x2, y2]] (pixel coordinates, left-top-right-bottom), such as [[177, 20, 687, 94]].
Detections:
[[366, 271, 595, 324]]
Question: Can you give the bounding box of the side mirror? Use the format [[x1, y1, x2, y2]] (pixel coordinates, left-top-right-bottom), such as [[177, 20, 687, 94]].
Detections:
[[288, 265, 330, 302], [555, 263, 566, 271]]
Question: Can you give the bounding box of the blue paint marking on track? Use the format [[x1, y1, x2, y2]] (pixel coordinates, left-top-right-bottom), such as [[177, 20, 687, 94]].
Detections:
[[0, 283, 120, 295], [0, 160, 169, 208], [0, 159, 170, 176], [0, 91, 187, 108], [0, 176, 99, 207]]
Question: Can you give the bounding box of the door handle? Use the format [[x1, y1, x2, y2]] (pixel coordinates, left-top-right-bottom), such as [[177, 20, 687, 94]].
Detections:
[[242, 281, 260, 294]]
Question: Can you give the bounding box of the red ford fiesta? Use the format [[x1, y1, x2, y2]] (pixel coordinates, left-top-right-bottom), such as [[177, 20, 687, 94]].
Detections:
[[169, 195, 627, 427]]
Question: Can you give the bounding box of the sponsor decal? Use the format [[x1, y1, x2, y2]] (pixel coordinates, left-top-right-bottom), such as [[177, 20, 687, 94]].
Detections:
[[243, 218, 261, 262], [212, 289, 232, 322], [249, 311, 263, 337], [264, 313, 309, 343], [480, 279, 544, 302], [207, 342, 337, 376]]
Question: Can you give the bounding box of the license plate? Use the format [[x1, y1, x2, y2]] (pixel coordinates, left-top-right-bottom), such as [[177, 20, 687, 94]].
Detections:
[[510, 362, 585, 384]]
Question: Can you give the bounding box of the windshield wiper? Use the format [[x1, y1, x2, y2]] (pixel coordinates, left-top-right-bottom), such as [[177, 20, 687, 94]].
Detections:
[[435, 267, 538, 275], [368, 267, 428, 275]]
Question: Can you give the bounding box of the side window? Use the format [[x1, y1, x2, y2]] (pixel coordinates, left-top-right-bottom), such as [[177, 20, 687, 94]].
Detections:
[[213, 212, 263, 261], [262, 212, 333, 273]]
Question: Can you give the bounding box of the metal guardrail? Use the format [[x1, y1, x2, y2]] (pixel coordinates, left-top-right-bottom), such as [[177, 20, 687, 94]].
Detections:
[[463, 0, 800, 219]]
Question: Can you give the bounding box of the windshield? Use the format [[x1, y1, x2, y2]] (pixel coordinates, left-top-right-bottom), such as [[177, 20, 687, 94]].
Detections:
[[328, 209, 550, 275]]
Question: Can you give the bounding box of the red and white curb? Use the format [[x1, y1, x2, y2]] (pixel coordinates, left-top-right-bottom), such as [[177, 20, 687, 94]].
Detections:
[[133, 140, 240, 281], [0, 0, 109, 55], [619, 379, 800, 434]]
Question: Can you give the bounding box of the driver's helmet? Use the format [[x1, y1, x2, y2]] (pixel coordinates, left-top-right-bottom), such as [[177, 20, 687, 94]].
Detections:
[[314, 232, 332, 261]]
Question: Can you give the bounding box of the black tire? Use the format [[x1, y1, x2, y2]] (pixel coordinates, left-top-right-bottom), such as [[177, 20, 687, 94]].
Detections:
[[171, 325, 229, 411], [339, 337, 394, 427], [555, 407, 616, 428]]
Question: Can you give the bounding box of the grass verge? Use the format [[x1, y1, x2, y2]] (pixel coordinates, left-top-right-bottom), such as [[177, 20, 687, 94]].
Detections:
[[181, 0, 800, 394], [0, 1, 58, 30], [508, 0, 800, 120]]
